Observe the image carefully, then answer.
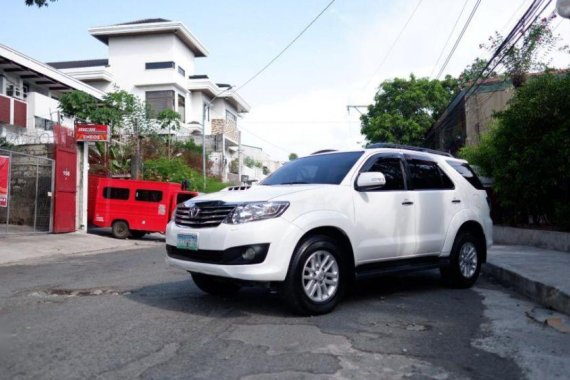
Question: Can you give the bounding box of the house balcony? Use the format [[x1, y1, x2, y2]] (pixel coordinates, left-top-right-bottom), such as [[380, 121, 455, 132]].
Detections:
[[0, 93, 27, 129], [211, 118, 240, 146]]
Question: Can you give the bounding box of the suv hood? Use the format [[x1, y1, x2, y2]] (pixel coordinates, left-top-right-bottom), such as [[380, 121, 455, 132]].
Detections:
[[187, 184, 331, 204]]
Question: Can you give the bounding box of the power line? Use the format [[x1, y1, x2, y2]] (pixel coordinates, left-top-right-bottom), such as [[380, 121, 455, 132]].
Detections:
[[463, 0, 551, 99], [239, 125, 292, 154], [429, 0, 470, 78], [362, 0, 423, 91], [435, 0, 482, 79], [231, 0, 337, 94]]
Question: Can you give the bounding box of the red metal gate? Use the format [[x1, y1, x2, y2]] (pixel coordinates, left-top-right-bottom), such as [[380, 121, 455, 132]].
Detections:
[[53, 124, 77, 233]]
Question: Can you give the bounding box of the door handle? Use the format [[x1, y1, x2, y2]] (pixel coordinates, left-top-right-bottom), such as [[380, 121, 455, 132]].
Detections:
[[452, 199, 461, 204], [401, 201, 414, 206]]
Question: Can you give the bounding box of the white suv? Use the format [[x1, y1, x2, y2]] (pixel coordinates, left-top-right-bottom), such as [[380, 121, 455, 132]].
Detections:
[[165, 145, 492, 315]]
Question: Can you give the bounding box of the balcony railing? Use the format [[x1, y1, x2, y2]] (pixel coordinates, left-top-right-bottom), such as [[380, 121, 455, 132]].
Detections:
[[0, 94, 27, 128]]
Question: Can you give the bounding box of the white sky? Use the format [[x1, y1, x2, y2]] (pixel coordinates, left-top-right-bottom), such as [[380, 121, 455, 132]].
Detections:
[[3, 0, 569, 161]]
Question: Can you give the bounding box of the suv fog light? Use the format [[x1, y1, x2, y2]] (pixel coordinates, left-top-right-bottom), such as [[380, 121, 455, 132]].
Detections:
[[242, 247, 257, 261]]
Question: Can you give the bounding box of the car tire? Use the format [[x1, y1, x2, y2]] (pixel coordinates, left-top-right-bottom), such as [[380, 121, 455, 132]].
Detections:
[[440, 231, 482, 288], [111, 220, 130, 239], [130, 230, 146, 239], [191, 272, 241, 297], [281, 235, 346, 315]]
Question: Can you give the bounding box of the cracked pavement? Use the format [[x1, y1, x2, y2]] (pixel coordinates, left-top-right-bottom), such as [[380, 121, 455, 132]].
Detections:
[[1, 247, 569, 379]]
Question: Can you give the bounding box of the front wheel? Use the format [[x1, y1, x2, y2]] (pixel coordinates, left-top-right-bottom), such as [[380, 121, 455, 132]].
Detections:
[[440, 231, 482, 288], [281, 235, 346, 315], [190, 272, 241, 297]]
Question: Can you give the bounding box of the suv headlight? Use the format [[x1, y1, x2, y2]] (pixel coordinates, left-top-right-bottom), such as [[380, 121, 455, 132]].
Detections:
[[224, 201, 289, 224]]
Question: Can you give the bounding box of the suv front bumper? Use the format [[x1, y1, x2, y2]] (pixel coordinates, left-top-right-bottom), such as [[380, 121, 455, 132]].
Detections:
[[165, 218, 302, 282]]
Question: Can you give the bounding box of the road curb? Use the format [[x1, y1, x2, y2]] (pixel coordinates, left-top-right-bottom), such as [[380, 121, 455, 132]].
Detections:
[[483, 262, 570, 317]]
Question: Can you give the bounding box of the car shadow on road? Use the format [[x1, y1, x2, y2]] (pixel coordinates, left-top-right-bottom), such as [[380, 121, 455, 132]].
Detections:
[[88, 227, 165, 242], [124, 270, 448, 317]]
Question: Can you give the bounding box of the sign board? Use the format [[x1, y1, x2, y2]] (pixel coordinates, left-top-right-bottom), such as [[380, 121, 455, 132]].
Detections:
[[75, 123, 110, 142], [0, 155, 9, 207]]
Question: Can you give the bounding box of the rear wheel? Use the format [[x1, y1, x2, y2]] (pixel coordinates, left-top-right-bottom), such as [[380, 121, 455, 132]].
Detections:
[[191, 272, 241, 297], [111, 220, 129, 239], [440, 231, 482, 288], [281, 235, 346, 315]]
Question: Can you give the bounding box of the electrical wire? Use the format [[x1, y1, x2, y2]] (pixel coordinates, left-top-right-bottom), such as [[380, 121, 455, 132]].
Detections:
[[239, 125, 292, 154], [429, 0, 470, 78], [362, 0, 424, 91], [231, 0, 337, 94], [463, 0, 551, 99], [435, 0, 482, 79]]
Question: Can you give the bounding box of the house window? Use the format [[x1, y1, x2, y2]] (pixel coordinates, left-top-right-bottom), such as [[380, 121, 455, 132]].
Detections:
[[146, 90, 175, 114], [35, 116, 54, 131], [145, 61, 175, 70], [226, 110, 237, 124], [178, 94, 186, 123], [177, 66, 186, 77]]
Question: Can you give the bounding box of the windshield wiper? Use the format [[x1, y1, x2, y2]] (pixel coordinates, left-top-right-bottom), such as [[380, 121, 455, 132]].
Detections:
[[279, 181, 309, 185]]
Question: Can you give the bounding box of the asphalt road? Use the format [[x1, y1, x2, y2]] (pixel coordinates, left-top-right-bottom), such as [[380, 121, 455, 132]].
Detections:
[[1, 247, 569, 379]]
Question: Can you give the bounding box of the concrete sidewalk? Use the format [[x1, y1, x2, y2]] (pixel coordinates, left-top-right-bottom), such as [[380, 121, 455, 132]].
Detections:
[[0, 231, 163, 266], [485, 245, 570, 316]]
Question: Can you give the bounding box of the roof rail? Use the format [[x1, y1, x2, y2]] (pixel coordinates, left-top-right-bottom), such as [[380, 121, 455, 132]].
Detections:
[[310, 149, 338, 155], [366, 143, 453, 157]]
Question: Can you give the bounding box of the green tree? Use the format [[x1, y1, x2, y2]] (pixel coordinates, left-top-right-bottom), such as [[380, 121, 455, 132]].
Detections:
[[480, 14, 568, 87], [361, 74, 459, 146], [288, 153, 298, 161], [458, 58, 498, 88], [59, 90, 151, 178], [461, 73, 570, 229], [157, 109, 181, 158], [25, 0, 56, 6]]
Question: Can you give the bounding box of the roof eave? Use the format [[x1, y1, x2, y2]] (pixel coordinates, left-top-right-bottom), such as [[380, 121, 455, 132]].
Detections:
[[88, 22, 209, 57], [0, 43, 105, 100]]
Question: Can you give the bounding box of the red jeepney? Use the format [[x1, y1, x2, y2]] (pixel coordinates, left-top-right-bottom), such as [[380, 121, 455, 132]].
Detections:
[[88, 176, 199, 239]]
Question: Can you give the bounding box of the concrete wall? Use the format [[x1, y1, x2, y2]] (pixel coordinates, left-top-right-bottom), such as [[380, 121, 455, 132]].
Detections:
[[494, 225, 570, 253], [465, 88, 514, 146]]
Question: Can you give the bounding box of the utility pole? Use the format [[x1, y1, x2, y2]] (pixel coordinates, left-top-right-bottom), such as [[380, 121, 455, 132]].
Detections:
[[201, 103, 207, 191], [346, 105, 369, 115]]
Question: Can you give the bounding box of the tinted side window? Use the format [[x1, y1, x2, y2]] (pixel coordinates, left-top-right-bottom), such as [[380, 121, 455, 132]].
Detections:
[[439, 167, 455, 189], [366, 158, 405, 191], [135, 190, 163, 202], [103, 187, 129, 200], [408, 159, 452, 190], [447, 161, 485, 190]]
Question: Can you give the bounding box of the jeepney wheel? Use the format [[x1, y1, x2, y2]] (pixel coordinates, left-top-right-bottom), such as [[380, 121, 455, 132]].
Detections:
[[112, 220, 130, 239]]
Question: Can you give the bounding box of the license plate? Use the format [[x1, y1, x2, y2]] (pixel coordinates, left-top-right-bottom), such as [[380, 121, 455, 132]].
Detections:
[[177, 233, 198, 250]]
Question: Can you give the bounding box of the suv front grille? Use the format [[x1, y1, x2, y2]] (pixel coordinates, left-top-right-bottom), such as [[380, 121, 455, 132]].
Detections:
[[175, 202, 235, 228]]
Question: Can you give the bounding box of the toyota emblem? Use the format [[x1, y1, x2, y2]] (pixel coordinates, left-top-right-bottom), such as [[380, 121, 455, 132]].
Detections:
[[189, 207, 200, 218]]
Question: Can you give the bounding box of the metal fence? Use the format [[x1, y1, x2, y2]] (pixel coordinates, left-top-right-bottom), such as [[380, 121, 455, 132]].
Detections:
[[0, 148, 54, 235]]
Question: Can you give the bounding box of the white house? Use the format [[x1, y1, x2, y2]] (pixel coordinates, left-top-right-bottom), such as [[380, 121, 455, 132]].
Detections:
[[48, 18, 251, 183], [0, 43, 104, 144], [240, 144, 283, 183]]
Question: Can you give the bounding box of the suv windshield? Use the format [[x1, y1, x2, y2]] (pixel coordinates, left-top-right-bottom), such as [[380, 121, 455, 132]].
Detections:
[[262, 151, 363, 186]]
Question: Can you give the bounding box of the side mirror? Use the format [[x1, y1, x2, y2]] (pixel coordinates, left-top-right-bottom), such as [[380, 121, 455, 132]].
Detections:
[[356, 172, 386, 191]]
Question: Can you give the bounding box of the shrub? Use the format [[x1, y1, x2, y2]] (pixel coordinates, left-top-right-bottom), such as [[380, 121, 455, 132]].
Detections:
[[460, 73, 570, 230], [143, 157, 228, 193]]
